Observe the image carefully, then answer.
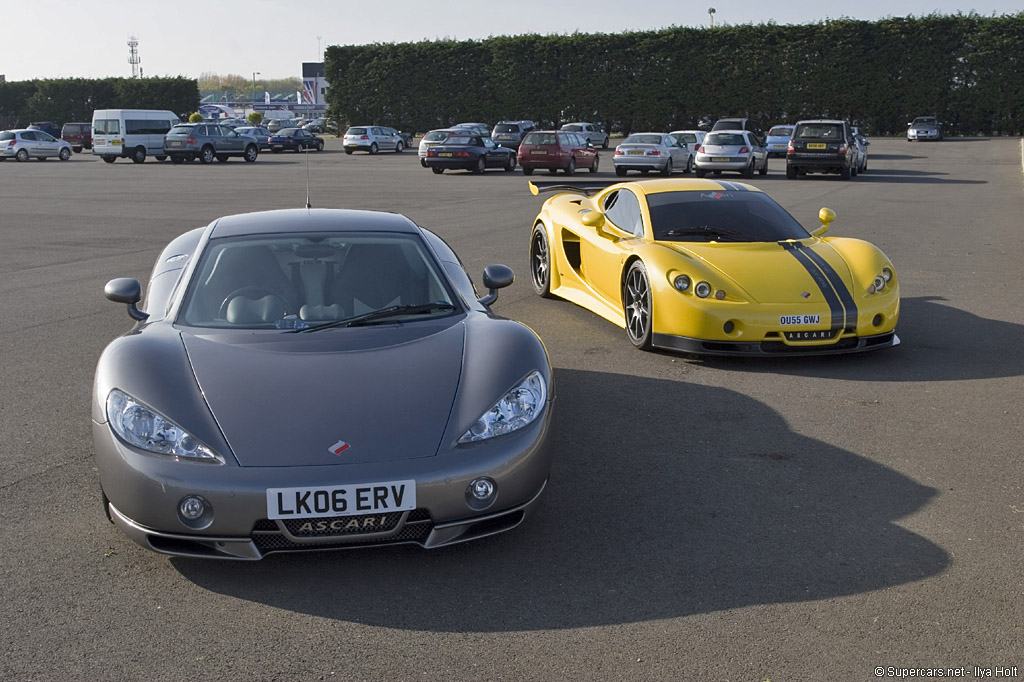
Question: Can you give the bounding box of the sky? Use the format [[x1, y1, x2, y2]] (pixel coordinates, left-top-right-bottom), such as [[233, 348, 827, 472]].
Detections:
[[1, 0, 1020, 82]]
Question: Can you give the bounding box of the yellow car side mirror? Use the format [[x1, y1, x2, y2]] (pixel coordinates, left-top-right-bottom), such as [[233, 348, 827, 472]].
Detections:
[[581, 210, 606, 228], [812, 207, 835, 237]]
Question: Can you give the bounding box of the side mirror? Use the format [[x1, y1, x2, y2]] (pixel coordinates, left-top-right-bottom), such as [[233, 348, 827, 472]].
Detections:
[[479, 264, 514, 306], [104, 278, 149, 321], [580, 210, 605, 228], [812, 207, 836, 238]]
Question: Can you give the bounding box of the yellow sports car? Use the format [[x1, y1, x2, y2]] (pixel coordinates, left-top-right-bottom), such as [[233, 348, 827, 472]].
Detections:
[[528, 178, 899, 355]]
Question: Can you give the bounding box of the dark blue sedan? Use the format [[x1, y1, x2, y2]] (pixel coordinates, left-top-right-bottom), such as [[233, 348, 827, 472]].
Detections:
[[268, 128, 324, 153], [423, 134, 517, 174]]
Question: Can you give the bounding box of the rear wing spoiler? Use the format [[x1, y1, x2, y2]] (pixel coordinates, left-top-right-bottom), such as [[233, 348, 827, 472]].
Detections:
[[528, 180, 625, 197]]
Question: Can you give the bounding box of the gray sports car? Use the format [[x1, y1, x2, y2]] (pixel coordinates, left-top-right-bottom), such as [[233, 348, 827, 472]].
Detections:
[[93, 208, 554, 560]]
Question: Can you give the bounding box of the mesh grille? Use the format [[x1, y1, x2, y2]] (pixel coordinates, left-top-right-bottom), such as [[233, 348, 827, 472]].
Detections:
[[249, 509, 433, 554]]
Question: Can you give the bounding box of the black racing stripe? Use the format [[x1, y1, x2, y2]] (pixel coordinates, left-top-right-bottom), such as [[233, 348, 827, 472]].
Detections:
[[718, 181, 747, 191], [779, 241, 844, 332], [796, 244, 859, 329]]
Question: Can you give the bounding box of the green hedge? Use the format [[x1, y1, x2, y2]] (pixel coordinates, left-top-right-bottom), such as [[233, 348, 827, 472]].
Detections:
[[0, 77, 199, 129], [324, 13, 1024, 136]]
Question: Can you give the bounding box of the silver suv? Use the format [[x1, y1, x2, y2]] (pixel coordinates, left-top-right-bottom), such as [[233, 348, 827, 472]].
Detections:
[[491, 120, 535, 149], [163, 123, 260, 164]]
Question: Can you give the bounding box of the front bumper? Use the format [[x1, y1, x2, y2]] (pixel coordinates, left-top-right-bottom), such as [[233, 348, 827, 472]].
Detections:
[[654, 331, 899, 356], [94, 403, 554, 560], [908, 129, 941, 140]]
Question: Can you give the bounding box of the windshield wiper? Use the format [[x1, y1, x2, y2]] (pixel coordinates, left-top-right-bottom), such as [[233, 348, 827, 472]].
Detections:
[[294, 302, 456, 333], [663, 226, 749, 241]]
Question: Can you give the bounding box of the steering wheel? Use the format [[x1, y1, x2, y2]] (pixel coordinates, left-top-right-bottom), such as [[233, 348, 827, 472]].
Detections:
[[218, 286, 290, 318]]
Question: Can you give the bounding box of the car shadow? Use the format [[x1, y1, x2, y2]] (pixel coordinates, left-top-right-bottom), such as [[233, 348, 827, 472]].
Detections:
[[691, 296, 1024, 381], [173, 368, 947, 632], [783, 169, 986, 185], [865, 153, 926, 160]]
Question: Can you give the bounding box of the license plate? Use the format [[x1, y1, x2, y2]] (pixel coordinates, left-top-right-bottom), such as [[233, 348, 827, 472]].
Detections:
[[439, 152, 453, 157], [772, 144, 786, 149], [711, 157, 730, 162], [272, 145, 283, 150], [267, 479, 415, 520], [167, 141, 182, 147], [780, 314, 821, 325], [807, 143, 827, 149], [530, 150, 547, 155], [628, 150, 644, 155]]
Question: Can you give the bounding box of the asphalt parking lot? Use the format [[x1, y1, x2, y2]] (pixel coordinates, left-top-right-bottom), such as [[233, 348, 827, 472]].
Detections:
[[2, 137, 1022, 681]]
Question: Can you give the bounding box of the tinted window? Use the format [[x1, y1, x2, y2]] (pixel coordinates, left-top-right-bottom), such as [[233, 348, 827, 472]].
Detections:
[[603, 189, 644, 237], [423, 130, 451, 142], [168, 125, 195, 135], [796, 124, 843, 139], [0, 132, 14, 141], [494, 124, 519, 133], [346, 127, 367, 135], [768, 126, 794, 136], [445, 136, 473, 145], [280, 128, 300, 135], [647, 191, 809, 242], [126, 119, 173, 135], [562, 124, 582, 132], [675, 133, 698, 143]]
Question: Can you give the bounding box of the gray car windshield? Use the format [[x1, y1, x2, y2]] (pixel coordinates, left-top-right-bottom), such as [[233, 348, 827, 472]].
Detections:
[[179, 233, 457, 330], [648, 191, 810, 243]]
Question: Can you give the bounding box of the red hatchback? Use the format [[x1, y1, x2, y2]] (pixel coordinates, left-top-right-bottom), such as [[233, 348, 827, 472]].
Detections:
[[518, 130, 599, 175]]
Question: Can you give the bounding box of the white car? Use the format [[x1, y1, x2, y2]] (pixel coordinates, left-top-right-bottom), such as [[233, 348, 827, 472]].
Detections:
[[418, 128, 461, 166], [561, 122, 609, 149], [694, 129, 768, 178], [0, 129, 73, 162], [613, 132, 692, 176], [343, 126, 405, 154]]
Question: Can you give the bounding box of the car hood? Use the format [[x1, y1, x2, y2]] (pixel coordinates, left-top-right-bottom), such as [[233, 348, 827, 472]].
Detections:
[[666, 240, 855, 304], [181, 322, 465, 467]]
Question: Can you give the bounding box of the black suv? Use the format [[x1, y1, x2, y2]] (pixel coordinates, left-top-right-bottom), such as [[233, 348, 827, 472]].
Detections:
[[786, 119, 857, 180]]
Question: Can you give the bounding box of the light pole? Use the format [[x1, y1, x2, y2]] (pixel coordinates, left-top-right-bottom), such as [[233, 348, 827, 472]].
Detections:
[[708, 7, 716, 28], [317, 35, 323, 62], [252, 71, 260, 108]]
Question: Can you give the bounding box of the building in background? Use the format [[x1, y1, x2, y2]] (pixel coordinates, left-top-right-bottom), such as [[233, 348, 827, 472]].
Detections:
[[302, 62, 328, 105]]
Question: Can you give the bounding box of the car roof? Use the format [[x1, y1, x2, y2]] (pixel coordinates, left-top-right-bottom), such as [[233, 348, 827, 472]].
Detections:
[[795, 119, 846, 125], [207, 208, 421, 239]]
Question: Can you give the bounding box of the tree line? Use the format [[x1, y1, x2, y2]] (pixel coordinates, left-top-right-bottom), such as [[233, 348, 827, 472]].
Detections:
[[0, 78, 199, 129], [323, 13, 1024, 136]]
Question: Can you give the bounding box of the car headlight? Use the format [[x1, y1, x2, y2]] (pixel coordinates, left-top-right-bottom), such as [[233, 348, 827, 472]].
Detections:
[[106, 389, 223, 463], [459, 371, 547, 443], [868, 266, 895, 294]]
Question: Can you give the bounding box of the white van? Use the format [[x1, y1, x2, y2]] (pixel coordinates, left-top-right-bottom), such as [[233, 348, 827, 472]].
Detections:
[[91, 109, 181, 163]]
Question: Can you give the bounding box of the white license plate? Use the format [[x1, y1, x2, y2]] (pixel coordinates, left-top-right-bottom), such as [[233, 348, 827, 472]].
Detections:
[[711, 157, 730, 162], [267, 479, 415, 519], [780, 314, 821, 325]]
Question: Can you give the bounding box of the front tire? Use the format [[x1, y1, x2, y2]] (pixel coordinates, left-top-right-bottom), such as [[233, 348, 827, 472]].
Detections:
[[624, 261, 653, 351], [530, 225, 555, 298], [244, 144, 258, 162], [59, 148, 71, 161], [396, 141, 404, 153]]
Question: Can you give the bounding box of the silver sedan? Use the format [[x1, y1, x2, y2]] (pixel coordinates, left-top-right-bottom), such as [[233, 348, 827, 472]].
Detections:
[[694, 130, 768, 178], [613, 133, 692, 176]]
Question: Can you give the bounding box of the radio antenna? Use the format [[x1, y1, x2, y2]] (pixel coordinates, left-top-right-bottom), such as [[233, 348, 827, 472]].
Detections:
[[304, 144, 312, 209]]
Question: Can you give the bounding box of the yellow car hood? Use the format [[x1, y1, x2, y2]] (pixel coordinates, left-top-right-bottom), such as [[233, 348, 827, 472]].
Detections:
[[666, 240, 854, 304]]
